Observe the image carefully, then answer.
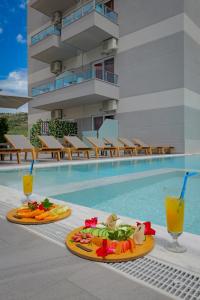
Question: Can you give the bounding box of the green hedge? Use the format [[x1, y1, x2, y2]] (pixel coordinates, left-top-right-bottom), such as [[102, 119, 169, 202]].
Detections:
[[48, 119, 77, 138], [30, 119, 77, 147], [0, 117, 9, 143], [30, 119, 43, 147]]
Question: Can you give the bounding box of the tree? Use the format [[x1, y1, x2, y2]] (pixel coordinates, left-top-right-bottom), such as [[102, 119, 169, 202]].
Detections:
[[0, 117, 9, 143]]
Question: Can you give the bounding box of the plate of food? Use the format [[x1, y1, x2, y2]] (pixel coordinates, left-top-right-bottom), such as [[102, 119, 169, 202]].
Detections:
[[6, 198, 71, 225], [66, 214, 155, 262]]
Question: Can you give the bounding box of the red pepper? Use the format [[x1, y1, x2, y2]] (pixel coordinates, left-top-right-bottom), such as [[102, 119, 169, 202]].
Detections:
[[137, 221, 156, 235]]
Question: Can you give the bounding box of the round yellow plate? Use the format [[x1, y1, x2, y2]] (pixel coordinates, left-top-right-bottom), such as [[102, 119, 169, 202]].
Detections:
[[6, 208, 71, 225], [66, 226, 155, 263]]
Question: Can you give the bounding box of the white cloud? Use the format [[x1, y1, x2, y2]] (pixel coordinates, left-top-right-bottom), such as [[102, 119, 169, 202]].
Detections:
[[0, 69, 28, 96], [0, 27, 3, 34], [16, 33, 26, 44]]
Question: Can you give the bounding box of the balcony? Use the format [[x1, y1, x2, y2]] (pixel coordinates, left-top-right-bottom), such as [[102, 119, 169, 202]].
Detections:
[[61, 1, 119, 51], [29, 25, 77, 63], [31, 67, 119, 110], [30, 0, 77, 17]]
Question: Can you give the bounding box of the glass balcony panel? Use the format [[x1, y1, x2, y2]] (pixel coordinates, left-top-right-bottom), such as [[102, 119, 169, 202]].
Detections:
[[82, 2, 94, 15], [63, 15, 73, 26], [104, 6, 118, 23], [62, 1, 118, 28], [32, 66, 118, 96], [95, 3, 104, 15], [73, 8, 82, 20], [95, 3, 118, 23], [31, 25, 61, 45]]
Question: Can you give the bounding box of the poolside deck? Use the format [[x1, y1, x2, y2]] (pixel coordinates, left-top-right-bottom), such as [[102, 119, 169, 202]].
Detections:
[[0, 218, 172, 300], [0, 183, 200, 300]]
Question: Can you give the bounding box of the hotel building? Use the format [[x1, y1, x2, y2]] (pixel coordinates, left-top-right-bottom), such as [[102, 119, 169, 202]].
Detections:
[[28, 0, 200, 153]]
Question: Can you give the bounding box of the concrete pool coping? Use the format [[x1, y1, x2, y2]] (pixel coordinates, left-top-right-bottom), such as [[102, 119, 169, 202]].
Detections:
[[0, 184, 200, 276], [0, 152, 199, 172]]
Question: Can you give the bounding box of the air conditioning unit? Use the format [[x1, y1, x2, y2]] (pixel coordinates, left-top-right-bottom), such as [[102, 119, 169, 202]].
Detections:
[[50, 61, 62, 75], [52, 11, 62, 25], [103, 100, 118, 112], [51, 109, 63, 120], [102, 38, 118, 54]]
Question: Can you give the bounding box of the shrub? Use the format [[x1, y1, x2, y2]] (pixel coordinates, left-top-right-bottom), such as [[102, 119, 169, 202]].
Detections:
[[30, 119, 43, 147], [48, 119, 77, 138], [30, 119, 77, 146], [0, 117, 9, 142]]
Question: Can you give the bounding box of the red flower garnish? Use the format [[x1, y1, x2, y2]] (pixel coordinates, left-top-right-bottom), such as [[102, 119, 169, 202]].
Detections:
[[84, 217, 98, 228], [38, 203, 45, 210], [96, 239, 115, 258], [137, 221, 156, 235]]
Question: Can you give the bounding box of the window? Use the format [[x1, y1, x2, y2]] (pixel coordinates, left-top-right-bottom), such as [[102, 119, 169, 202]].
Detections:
[[104, 0, 114, 10], [93, 114, 115, 131], [93, 57, 114, 81], [93, 116, 104, 131]]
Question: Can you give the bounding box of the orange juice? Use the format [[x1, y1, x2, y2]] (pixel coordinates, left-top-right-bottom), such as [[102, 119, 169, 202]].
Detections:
[[23, 174, 33, 195], [165, 196, 184, 234]]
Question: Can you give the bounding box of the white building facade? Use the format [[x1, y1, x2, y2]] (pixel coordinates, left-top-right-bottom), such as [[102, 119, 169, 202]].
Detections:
[[28, 0, 200, 153]]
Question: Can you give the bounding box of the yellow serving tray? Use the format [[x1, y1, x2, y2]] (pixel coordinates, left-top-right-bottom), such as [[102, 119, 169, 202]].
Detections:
[[6, 208, 71, 225], [66, 226, 155, 263]]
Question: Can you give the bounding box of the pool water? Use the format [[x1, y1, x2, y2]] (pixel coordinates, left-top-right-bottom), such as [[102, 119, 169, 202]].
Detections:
[[54, 171, 200, 235], [1, 155, 200, 191], [0, 155, 200, 235]]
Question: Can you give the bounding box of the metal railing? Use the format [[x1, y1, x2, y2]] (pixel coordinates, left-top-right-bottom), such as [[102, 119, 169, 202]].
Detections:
[[32, 67, 118, 96], [31, 25, 61, 45], [62, 0, 118, 27]]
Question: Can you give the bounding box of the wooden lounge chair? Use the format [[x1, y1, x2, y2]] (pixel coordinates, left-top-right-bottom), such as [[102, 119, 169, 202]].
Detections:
[[118, 137, 139, 155], [104, 137, 138, 156], [64, 136, 93, 160], [5, 134, 36, 161], [133, 138, 174, 155], [0, 148, 21, 164], [86, 137, 117, 158], [38, 135, 67, 161]]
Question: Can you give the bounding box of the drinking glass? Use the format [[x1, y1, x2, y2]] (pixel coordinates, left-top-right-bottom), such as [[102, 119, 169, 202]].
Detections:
[[165, 196, 186, 253], [23, 174, 33, 203]]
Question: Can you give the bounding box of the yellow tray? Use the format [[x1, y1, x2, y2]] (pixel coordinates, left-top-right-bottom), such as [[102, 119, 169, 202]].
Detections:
[[66, 227, 155, 263], [6, 208, 71, 225]]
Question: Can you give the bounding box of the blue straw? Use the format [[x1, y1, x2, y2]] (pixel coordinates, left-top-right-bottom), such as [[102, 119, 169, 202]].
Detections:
[[29, 160, 34, 175], [179, 172, 198, 199]]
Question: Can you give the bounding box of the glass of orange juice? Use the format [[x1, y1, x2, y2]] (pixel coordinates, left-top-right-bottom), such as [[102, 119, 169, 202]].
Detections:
[[23, 174, 33, 202], [165, 196, 186, 253]]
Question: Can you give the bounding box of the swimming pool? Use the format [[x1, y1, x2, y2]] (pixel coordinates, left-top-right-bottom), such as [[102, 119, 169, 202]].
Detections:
[[0, 155, 199, 234], [54, 171, 200, 235]]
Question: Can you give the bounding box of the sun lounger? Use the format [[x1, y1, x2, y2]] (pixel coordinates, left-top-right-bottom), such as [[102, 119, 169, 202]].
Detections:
[[38, 135, 68, 161], [4, 134, 36, 161], [85, 137, 117, 158], [133, 138, 174, 154], [117, 137, 139, 155], [64, 136, 93, 159], [104, 137, 138, 156], [0, 148, 21, 164]]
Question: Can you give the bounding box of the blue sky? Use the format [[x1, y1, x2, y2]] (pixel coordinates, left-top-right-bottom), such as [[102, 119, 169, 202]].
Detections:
[[0, 0, 28, 112]]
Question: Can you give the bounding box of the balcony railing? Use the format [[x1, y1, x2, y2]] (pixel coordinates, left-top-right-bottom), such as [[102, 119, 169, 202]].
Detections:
[[62, 1, 118, 28], [32, 68, 118, 96], [31, 25, 61, 45]]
